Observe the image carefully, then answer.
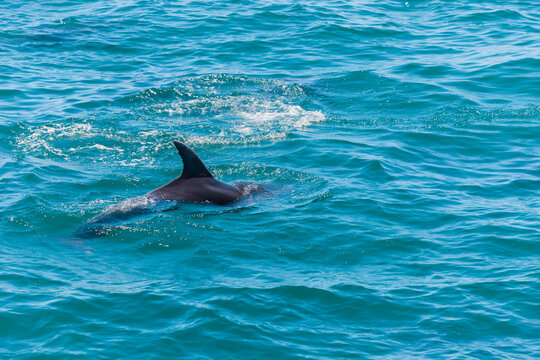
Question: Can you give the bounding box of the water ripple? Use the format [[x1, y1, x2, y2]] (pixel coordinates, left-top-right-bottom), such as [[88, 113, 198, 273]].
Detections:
[[1, 0, 539, 358]]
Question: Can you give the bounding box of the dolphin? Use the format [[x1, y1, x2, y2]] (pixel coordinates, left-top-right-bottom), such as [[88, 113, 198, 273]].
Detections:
[[147, 140, 243, 204], [76, 141, 251, 237]]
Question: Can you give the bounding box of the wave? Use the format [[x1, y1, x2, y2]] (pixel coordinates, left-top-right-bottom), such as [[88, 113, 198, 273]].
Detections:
[[15, 75, 326, 161]]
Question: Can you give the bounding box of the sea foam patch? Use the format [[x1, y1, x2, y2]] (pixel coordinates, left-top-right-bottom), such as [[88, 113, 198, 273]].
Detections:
[[15, 75, 326, 164], [130, 75, 326, 145]]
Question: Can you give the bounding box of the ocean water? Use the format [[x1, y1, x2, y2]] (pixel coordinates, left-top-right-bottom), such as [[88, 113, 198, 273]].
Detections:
[[1, 0, 539, 358]]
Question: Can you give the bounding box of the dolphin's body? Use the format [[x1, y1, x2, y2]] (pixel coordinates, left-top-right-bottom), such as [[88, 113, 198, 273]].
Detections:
[[77, 141, 249, 237], [147, 141, 243, 204]]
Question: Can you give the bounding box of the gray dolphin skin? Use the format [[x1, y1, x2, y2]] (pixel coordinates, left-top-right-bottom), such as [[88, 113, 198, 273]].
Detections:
[[76, 141, 246, 238], [147, 140, 243, 205]]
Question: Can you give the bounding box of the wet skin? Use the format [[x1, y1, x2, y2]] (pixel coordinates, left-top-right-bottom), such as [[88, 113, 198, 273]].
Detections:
[[146, 140, 244, 205]]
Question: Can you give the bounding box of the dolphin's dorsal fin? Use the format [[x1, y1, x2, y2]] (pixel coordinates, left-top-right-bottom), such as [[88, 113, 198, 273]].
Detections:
[[173, 140, 213, 179]]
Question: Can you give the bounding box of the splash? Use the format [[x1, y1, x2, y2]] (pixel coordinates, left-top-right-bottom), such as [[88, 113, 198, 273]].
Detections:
[[15, 75, 326, 162]]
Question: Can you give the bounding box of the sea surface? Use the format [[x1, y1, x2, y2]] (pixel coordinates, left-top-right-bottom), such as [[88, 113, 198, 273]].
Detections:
[[1, 1, 539, 358]]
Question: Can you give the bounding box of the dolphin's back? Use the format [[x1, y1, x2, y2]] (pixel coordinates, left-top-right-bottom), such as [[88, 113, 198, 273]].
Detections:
[[148, 177, 242, 205], [75, 141, 245, 238], [147, 141, 243, 204]]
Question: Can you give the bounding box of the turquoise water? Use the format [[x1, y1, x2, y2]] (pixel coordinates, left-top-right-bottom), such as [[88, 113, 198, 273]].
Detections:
[[1, 1, 539, 358]]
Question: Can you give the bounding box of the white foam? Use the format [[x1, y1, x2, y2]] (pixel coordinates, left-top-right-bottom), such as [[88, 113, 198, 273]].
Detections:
[[17, 78, 327, 160], [19, 123, 96, 157], [17, 122, 131, 160], [154, 96, 325, 145]]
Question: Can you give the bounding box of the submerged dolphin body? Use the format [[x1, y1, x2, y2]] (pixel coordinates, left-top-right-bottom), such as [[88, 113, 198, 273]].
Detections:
[[147, 140, 243, 204], [77, 141, 251, 237]]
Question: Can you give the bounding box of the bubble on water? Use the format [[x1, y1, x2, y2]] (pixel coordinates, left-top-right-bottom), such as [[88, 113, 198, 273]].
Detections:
[[15, 75, 326, 164]]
